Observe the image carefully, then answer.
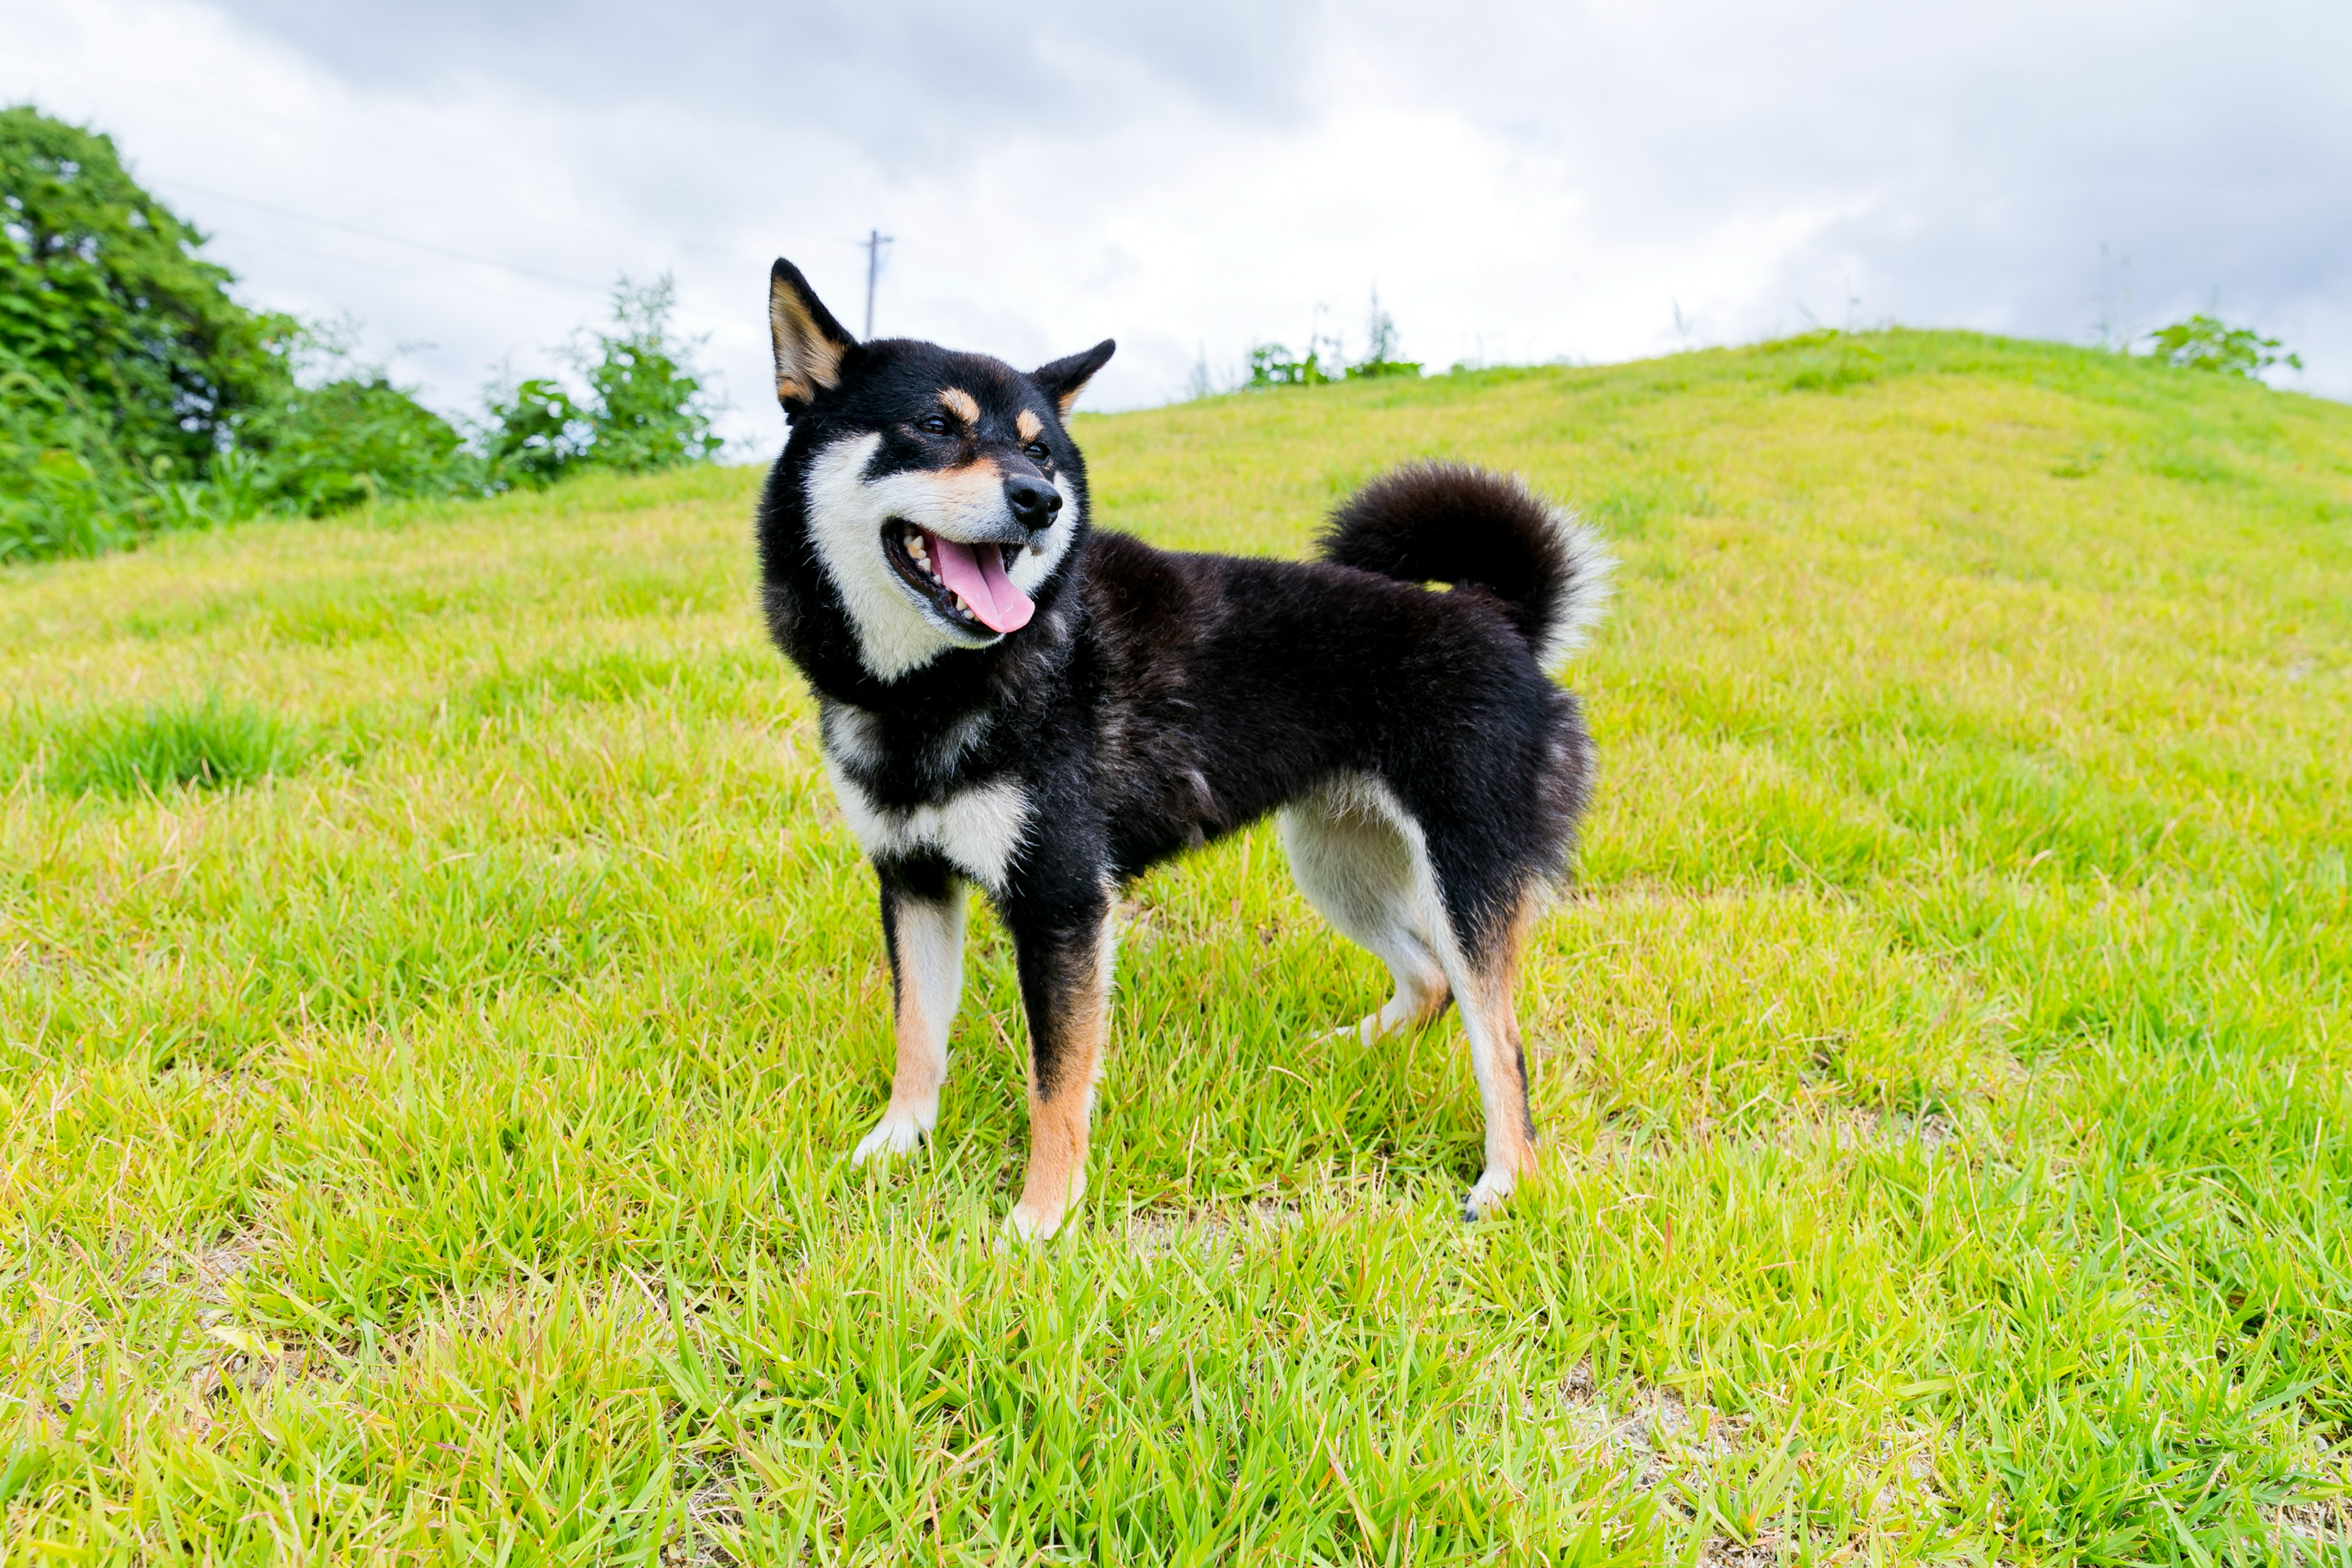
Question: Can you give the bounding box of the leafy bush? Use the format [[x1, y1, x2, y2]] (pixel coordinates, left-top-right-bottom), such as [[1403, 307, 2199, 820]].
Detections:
[[1344, 290, 1421, 380], [572, 276, 725, 475], [1245, 341, 1334, 388], [1247, 290, 1420, 390], [1, 339, 156, 552], [484, 277, 722, 489], [247, 368, 479, 516], [2145, 314, 2301, 378], [49, 695, 311, 796], [480, 376, 590, 489], [0, 446, 126, 562], [0, 346, 142, 560]]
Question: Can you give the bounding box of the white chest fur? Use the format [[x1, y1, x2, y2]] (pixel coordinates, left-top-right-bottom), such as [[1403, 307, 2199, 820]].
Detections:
[[821, 752, 1031, 892]]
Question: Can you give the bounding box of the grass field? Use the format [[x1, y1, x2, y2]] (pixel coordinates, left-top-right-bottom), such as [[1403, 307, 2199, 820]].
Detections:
[[3, 328, 2349, 1563]]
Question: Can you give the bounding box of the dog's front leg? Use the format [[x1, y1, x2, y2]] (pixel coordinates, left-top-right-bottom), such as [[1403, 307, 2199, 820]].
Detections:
[[1002, 886, 1115, 1240], [851, 856, 966, 1164]]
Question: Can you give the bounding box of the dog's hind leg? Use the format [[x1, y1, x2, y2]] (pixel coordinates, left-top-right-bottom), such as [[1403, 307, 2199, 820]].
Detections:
[[1279, 782, 1451, 1044], [853, 856, 966, 1164], [1291, 778, 1544, 1218], [1438, 891, 1543, 1220]]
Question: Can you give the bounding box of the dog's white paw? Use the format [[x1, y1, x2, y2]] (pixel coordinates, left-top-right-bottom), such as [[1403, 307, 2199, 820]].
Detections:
[[850, 1108, 932, 1166], [1461, 1167, 1518, 1221], [1003, 1201, 1063, 1242], [1330, 987, 1448, 1047], [1004, 1169, 1084, 1242]]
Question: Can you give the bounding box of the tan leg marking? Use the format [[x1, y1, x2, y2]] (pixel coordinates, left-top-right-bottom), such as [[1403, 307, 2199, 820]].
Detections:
[[1457, 896, 1542, 1218], [852, 888, 965, 1164], [1006, 910, 1114, 1240]]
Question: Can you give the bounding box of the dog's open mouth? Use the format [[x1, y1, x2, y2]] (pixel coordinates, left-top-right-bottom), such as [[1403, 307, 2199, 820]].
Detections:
[[884, 520, 1035, 634]]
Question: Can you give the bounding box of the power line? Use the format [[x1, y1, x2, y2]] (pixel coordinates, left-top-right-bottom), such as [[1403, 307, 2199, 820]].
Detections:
[[200, 224, 431, 283], [154, 178, 756, 339], [153, 176, 611, 295]]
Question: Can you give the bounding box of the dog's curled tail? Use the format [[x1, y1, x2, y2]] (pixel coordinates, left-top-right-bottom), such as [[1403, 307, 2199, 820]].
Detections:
[[1317, 462, 1615, 674]]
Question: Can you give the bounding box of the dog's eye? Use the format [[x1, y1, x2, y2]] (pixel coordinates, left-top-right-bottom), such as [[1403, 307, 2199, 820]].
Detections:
[[918, 415, 950, 435], [1023, 442, 1050, 462]]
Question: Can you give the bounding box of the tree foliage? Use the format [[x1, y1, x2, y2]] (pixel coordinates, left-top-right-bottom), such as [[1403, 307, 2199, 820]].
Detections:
[[2146, 314, 2301, 379], [0, 104, 292, 475]]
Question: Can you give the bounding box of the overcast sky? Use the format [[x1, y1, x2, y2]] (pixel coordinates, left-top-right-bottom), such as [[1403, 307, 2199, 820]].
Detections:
[[7, 0, 2347, 452]]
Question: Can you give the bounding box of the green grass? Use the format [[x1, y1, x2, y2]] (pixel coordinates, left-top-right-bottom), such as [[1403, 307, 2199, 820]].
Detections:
[[40, 695, 314, 797], [1, 328, 2348, 1562]]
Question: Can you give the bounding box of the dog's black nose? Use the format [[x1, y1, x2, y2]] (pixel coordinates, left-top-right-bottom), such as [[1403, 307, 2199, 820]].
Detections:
[[1005, 473, 1062, 531]]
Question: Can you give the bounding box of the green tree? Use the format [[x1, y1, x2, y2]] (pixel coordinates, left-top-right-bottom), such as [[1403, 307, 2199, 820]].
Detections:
[[0, 104, 293, 477]]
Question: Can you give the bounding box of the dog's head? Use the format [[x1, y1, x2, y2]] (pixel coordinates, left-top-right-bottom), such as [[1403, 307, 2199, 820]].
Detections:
[[760, 257, 1115, 686]]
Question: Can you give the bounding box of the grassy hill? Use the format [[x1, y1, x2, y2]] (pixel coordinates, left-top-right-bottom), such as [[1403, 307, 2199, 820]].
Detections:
[[2, 328, 2348, 1562]]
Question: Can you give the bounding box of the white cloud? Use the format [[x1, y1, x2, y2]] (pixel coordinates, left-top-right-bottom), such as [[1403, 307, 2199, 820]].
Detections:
[[6, 0, 2345, 461]]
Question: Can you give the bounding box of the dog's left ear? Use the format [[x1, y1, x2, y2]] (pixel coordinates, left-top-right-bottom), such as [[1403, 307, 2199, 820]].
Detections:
[[1031, 339, 1116, 417], [769, 258, 858, 412]]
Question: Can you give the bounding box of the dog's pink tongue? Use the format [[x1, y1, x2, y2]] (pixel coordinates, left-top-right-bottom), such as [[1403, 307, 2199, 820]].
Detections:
[[928, 533, 1034, 633]]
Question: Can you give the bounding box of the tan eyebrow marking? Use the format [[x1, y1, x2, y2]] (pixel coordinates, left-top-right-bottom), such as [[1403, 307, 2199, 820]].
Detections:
[[1016, 409, 1044, 443], [938, 388, 980, 425]]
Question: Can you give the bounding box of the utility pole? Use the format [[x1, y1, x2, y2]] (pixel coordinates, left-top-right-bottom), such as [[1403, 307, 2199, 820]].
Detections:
[[862, 228, 894, 341]]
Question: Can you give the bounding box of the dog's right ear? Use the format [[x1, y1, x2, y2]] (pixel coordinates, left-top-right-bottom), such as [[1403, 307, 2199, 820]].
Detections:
[[769, 258, 857, 412]]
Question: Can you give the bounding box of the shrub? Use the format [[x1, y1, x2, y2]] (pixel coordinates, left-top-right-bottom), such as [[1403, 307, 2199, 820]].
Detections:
[[0, 341, 156, 551], [574, 276, 725, 475], [1245, 341, 1334, 388], [1343, 290, 1421, 380], [247, 369, 480, 516], [483, 277, 724, 489], [2145, 314, 2301, 378], [480, 376, 591, 489], [0, 446, 126, 562], [1247, 290, 1420, 389]]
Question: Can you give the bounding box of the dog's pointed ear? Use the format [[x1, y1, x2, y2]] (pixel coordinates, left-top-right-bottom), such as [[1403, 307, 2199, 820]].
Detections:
[[769, 258, 857, 412], [1031, 339, 1116, 417]]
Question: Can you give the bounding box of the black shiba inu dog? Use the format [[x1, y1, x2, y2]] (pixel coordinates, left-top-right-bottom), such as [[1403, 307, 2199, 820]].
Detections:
[[756, 258, 1611, 1237]]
